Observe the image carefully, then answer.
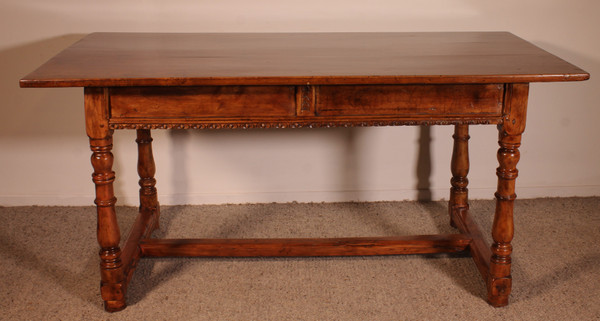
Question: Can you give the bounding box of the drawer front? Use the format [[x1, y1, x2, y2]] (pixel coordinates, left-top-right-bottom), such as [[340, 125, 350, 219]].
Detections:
[[110, 86, 296, 119], [316, 84, 503, 116]]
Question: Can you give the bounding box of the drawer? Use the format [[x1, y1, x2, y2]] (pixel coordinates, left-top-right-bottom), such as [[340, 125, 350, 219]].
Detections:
[[109, 86, 296, 119], [316, 84, 503, 116]]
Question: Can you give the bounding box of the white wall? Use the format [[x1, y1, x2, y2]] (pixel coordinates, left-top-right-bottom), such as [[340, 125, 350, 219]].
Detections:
[[1, 0, 599, 206]]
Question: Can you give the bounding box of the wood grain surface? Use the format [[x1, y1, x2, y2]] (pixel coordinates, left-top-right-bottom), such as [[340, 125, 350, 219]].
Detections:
[[20, 32, 589, 87], [19, 32, 590, 311]]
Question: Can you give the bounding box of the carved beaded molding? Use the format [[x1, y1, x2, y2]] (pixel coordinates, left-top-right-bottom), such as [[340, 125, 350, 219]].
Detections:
[[110, 119, 497, 130]]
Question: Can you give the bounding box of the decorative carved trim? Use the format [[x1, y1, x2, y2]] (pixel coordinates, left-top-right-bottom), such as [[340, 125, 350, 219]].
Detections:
[[110, 119, 497, 130], [300, 85, 312, 112], [295, 85, 316, 116]]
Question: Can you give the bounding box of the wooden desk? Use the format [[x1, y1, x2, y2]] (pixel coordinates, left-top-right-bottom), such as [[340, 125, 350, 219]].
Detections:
[[21, 32, 589, 312]]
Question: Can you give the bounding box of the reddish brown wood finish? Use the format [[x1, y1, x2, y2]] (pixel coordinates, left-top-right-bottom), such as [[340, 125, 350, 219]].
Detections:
[[449, 125, 470, 227], [107, 84, 504, 130], [136, 129, 160, 221], [317, 85, 503, 116], [110, 86, 296, 118], [21, 32, 590, 312], [139, 235, 472, 257], [119, 192, 159, 299], [449, 204, 492, 284], [488, 83, 529, 307], [20, 32, 589, 88], [296, 85, 316, 116], [116, 129, 162, 290], [84, 88, 126, 312], [447, 124, 495, 285]]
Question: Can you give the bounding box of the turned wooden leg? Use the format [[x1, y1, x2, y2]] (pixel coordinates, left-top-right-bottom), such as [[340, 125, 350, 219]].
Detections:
[[85, 88, 126, 312], [449, 124, 470, 228], [488, 83, 529, 307], [136, 129, 160, 230], [90, 134, 126, 312]]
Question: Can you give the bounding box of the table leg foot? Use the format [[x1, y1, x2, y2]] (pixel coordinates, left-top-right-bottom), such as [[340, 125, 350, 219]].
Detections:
[[488, 277, 511, 307], [104, 300, 127, 312]]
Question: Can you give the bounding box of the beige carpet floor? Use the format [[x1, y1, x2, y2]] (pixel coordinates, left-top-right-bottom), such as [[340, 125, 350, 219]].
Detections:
[[1, 197, 599, 320]]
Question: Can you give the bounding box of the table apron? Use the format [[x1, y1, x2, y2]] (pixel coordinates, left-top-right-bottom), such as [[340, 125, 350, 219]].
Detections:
[[107, 84, 505, 129]]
